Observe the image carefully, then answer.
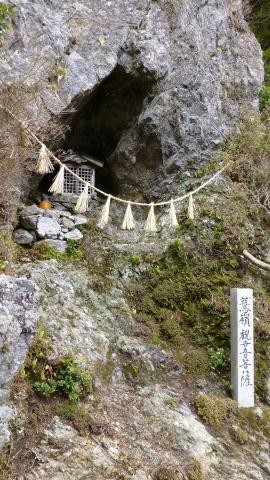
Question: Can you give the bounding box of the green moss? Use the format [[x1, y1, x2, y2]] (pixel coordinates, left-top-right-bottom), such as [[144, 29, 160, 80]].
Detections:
[[123, 361, 141, 381], [129, 255, 142, 266], [56, 401, 92, 433], [161, 316, 183, 345], [94, 355, 116, 386], [182, 349, 210, 375], [186, 460, 206, 480], [34, 239, 84, 262], [229, 426, 249, 445], [194, 394, 237, 428], [238, 407, 270, 438], [0, 450, 13, 476], [153, 468, 183, 480], [0, 229, 18, 268]]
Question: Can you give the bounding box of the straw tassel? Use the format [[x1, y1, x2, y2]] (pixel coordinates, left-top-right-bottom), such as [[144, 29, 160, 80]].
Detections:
[[188, 193, 195, 220], [169, 200, 179, 228], [144, 203, 157, 232], [98, 195, 111, 226], [36, 144, 54, 174], [49, 165, 65, 194], [121, 202, 135, 231], [75, 183, 89, 213]]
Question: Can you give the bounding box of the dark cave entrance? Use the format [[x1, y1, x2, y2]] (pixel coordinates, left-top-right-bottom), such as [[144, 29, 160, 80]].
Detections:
[[64, 65, 155, 195]]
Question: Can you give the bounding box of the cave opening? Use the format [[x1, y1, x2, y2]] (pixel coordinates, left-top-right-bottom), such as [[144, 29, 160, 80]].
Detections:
[[63, 65, 155, 195]]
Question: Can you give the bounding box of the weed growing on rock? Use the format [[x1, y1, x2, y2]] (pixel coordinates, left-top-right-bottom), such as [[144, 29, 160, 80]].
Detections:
[[207, 347, 228, 370], [33, 353, 91, 401], [25, 329, 91, 401]]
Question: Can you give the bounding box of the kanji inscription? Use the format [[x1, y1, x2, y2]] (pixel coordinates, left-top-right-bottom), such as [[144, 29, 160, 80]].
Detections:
[[230, 288, 254, 408]]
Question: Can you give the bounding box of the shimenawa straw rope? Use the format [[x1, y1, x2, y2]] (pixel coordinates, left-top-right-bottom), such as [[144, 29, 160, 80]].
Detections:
[[0, 104, 232, 219]]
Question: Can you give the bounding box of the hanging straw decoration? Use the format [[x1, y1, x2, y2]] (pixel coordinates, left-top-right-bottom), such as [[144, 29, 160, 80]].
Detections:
[[98, 195, 111, 226], [36, 144, 54, 174], [49, 165, 65, 194], [0, 104, 233, 236], [188, 193, 195, 220], [122, 202, 135, 231], [144, 203, 157, 232], [75, 183, 89, 213], [169, 200, 179, 228]]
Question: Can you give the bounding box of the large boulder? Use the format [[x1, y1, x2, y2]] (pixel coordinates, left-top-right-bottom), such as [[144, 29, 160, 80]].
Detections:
[[0, 0, 263, 199], [0, 276, 39, 403]]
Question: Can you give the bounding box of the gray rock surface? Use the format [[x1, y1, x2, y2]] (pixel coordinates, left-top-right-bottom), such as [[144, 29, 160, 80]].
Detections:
[[37, 217, 61, 239], [0, 405, 16, 450], [64, 228, 83, 241], [36, 239, 68, 253], [13, 229, 35, 245], [0, 276, 39, 402], [20, 215, 39, 230], [14, 205, 85, 246], [72, 215, 88, 226], [0, 0, 263, 197], [60, 217, 75, 229], [11, 259, 267, 480]]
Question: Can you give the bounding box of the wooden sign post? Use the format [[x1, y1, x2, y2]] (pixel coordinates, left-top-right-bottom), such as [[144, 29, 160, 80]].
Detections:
[[230, 288, 254, 408]]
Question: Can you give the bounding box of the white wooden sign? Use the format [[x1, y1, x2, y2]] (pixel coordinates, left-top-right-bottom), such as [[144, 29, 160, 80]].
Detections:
[[230, 288, 254, 408]]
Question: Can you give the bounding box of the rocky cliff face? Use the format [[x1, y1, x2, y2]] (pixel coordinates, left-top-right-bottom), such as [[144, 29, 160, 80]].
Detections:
[[1, 255, 268, 480], [0, 0, 263, 197]]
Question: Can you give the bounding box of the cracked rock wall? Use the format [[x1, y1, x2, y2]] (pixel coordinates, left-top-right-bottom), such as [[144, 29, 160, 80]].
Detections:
[[0, 0, 263, 197]]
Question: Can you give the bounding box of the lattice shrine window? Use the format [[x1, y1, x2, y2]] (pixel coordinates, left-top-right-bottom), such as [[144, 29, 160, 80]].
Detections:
[[63, 165, 95, 197]]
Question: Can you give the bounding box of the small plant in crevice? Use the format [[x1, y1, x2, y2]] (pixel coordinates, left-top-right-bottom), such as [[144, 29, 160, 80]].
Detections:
[[33, 353, 91, 401], [129, 255, 142, 266], [207, 347, 229, 371], [24, 329, 91, 401], [0, 3, 14, 41]]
